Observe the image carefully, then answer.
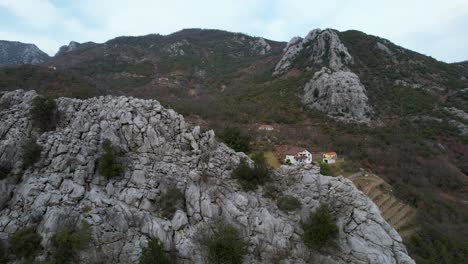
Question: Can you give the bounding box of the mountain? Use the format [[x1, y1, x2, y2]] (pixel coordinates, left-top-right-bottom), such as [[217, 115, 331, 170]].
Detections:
[[0, 89, 415, 263], [0, 28, 467, 263], [0, 40, 50, 65]]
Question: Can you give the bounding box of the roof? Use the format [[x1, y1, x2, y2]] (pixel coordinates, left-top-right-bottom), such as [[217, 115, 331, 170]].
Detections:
[[323, 152, 337, 158], [275, 145, 308, 157]]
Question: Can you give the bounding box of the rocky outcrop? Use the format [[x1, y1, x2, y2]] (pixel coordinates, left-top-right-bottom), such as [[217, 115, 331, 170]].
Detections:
[[250, 37, 272, 55], [273, 29, 372, 123], [55, 41, 80, 56], [0, 90, 413, 263], [273, 29, 353, 76], [55, 41, 98, 57], [0, 40, 50, 65], [303, 68, 371, 123]]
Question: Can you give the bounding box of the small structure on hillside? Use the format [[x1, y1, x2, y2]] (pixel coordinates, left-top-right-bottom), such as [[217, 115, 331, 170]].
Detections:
[[258, 124, 274, 131], [323, 152, 337, 164], [275, 145, 313, 165]]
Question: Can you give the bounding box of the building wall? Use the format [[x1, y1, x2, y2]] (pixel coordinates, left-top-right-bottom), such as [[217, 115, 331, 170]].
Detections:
[[284, 151, 313, 165]]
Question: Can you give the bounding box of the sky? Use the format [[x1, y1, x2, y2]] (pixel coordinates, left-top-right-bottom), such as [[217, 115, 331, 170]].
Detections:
[[0, 0, 467, 62]]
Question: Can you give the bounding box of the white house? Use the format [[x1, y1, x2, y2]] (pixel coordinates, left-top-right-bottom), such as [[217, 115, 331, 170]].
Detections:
[[280, 146, 313, 165], [258, 124, 274, 131]]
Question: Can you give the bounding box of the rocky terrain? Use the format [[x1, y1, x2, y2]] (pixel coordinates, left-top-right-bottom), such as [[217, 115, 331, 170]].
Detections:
[[274, 29, 371, 123], [0, 90, 414, 263], [0, 40, 50, 65]]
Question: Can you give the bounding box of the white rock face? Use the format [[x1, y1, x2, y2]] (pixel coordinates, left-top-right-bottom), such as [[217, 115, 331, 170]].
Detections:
[[273, 36, 304, 75], [273, 29, 353, 75], [303, 67, 372, 123], [0, 90, 413, 263], [274, 29, 372, 123]]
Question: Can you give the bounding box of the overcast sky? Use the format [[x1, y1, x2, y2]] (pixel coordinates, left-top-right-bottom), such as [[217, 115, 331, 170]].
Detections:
[[0, 0, 467, 62]]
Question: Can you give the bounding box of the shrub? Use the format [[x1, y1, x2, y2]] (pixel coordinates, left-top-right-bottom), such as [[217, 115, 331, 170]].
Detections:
[[277, 195, 302, 212], [97, 139, 122, 178], [303, 204, 339, 249], [50, 221, 92, 264], [30, 96, 58, 132], [220, 127, 251, 153], [139, 238, 173, 264], [159, 187, 184, 219], [263, 183, 279, 199], [201, 220, 249, 264], [232, 153, 270, 191], [9, 227, 42, 260], [21, 139, 43, 169], [319, 163, 333, 176], [0, 164, 11, 180], [0, 240, 5, 263]]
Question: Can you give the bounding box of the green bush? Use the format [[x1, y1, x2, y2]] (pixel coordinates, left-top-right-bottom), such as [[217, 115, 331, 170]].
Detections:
[[0, 240, 6, 263], [139, 238, 173, 264], [201, 220, 249, 264], [232, 153, 270, 191], [0, 164, 11, 180], [277, 195, 302, 212], [30, 96, 58, 132], [159, 187, 184, 219], [9, 227, 42, 260], [319, 163, 333, 176], [50, 221, 92, 264], [303, 204, 339, 249], [220, 127, 251, 153], [97, 139, 122, 178], [21, 139, 43, 169]]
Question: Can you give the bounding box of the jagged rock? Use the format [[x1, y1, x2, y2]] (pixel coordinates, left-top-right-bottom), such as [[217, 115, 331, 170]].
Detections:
[[273, 28, 353, 75], [0, 90, 414, 263], [251, 37, 272, 55], [376, 42, 393, 55], [303, 67, 372, 123], [273, 29, 372, 123]]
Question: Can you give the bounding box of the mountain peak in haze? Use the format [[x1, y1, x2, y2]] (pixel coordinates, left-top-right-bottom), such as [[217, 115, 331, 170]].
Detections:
[[0, 40, 50, 65]]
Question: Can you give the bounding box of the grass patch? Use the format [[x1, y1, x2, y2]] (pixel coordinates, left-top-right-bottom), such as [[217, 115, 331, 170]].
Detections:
[[139, 238, 173, 264], [277, 195, 302, 212], [9, 227, 42, 260]]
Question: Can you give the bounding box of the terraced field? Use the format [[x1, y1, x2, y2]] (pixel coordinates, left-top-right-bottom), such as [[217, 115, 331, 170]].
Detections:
[[349, 172, 417, 239]]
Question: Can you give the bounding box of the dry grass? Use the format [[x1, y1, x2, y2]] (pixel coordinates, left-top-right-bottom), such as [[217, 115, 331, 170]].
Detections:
[[263, 151, 281, 169]]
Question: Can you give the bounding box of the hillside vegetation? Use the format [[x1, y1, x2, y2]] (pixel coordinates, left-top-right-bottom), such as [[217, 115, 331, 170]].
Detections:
[[0, 28, 467, 263]]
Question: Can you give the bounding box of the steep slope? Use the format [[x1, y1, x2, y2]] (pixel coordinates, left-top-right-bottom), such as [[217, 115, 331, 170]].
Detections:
[[0, 90, 414, 263], [0, 40, 50, 65]]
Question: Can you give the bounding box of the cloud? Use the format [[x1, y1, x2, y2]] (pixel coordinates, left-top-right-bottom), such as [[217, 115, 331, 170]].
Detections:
[[0, 0, 467, 61]]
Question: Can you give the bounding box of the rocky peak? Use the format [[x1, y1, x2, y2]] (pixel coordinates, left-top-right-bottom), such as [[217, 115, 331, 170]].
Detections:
[[55, 41, 80, 56], [0, 90, 413, 263], [273, 29, 372, 123], [0, 40, 50, 65], [273, 28, 353, 75]]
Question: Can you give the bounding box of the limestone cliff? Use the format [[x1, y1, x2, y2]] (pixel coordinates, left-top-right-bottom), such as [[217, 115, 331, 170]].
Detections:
[[0, 90, 413, 263], [274, 29, 372, 123]]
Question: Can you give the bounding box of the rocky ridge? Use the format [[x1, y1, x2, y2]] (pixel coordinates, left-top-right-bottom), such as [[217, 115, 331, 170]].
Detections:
[[0, 40, 50, 65], [274, 29, 372, 123], [0, 90, 414, 263]]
